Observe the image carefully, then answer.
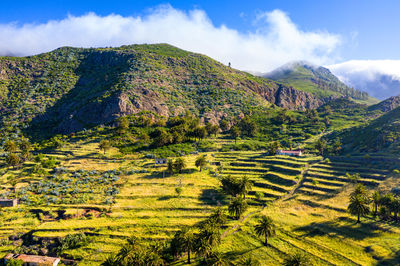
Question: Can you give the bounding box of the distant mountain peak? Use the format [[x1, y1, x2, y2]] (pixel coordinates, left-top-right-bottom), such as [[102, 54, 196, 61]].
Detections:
[[263, 61, 374, 102]]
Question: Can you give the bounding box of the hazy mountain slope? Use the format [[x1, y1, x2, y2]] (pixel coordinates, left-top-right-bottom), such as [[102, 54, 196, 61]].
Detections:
[[0, 44, 327, 136], [264, 61, 375, 103]]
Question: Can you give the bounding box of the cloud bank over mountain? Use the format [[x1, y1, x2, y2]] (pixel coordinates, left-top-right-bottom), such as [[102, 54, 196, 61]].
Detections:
[[328, 60, 400, 100], [0, 5, 340, 72]]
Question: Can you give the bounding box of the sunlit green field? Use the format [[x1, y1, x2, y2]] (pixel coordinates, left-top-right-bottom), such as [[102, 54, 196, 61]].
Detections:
[[0, 137, 399, 265]]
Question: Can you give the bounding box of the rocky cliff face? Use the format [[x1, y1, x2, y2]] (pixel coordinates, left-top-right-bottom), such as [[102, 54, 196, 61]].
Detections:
[[251, 83, 325, 110], [0, 44, 327, 136]]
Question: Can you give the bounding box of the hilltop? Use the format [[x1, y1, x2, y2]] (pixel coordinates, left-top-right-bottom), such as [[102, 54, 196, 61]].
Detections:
[[264, 61, 377, 104], [0, 44, 328, 137]]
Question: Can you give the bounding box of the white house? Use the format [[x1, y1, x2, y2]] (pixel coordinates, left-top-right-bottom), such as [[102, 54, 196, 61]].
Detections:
[[276, 150, 303, 156]]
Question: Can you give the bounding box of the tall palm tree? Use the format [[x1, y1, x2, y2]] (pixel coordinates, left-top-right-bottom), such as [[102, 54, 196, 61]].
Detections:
[[195, 155, 207, 172], [176, 227, 195, 264], [372, 191, 381, 217], [228, 197, 248, 220], [254, 215, 275, 246], [239, 176, 253, 199], [206, 207, 227, 227], [348, 194, 370, 223], [195, 225, 221, 259]]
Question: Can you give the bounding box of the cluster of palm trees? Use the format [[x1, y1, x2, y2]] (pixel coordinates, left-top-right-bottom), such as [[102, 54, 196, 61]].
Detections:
[[101, 207, 228, 265], [348, 184, 400, 223], [220, 175, 253, 220], [101, 205, 281, 265]]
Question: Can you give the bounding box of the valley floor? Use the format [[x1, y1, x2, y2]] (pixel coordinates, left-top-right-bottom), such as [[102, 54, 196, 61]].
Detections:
[[0, 137, 399, 265]]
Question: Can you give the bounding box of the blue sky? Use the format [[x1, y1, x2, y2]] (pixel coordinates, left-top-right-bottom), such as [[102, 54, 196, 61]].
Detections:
[[1, 0, 400, 61]]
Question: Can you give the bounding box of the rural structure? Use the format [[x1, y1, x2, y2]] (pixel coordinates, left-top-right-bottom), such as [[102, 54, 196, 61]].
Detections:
[[4, 253, 61, 266], [0, 199, 17, 207], [276, 149, 303, 156]]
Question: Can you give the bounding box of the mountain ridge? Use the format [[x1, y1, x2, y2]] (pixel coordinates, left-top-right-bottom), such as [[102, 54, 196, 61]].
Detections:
[[0, 44, 327, 136], [263, 61, 376, 103]]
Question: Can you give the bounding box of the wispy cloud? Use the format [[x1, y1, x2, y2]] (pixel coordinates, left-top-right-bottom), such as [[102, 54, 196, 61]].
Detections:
[[0, 5, 341, 72], [328, 60, 400, 99]]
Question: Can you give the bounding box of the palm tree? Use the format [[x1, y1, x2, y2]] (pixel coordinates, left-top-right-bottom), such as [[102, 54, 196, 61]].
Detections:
[[195, 155, 207, 171], [228, 197, 248, 220], [283, 253, 311, 266], [348, 194, 370, 223], [206, 207, 227, 227], [175, 227, 195, 264], [239, 176, 252, 199], [392, 197, 400, 221], [99, 139, 111, 155], [254, 215, 275, 246], [372, 191, 381, 217], [350, 183, 368, 198], [174, 158, 186, 173], [230, 126, 240, 144], [195, 225, 221, 259]]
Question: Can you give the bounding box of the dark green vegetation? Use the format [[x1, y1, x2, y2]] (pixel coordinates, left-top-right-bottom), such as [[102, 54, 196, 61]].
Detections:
[[328, 106, 400, 154]]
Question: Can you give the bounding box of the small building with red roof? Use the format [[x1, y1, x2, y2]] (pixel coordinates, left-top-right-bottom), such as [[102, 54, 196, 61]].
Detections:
[[4, 253, 61, 266]]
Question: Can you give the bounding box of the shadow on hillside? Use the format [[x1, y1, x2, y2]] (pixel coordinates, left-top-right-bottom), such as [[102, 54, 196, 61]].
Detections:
[[294, 219, 381, 240], [223, 246, 263, 261], [27, 50, 133, 139], [376, 250, 400, 265], [297, 199, 346, 213], [199, 189, 227, 206]]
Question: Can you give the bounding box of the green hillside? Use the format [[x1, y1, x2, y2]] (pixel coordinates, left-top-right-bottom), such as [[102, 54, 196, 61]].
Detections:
[[0, 44, 330, 141], [265, 61, 377, 103], [328, 106, 400, 154]]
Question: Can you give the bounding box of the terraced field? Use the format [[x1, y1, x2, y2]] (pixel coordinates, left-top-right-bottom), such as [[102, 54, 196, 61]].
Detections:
[[1, 138, 400, 265], [217, 154, 400, 265], [216, 152, 321, 202], [298, 157, 393, 201]]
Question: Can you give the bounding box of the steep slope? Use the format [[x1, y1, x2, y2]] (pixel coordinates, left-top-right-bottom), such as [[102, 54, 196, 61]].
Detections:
[[329, 106, 400, 153], [0, 44, 325, 136], [368, 95, 400, 112], [264, 61, 375, 103]]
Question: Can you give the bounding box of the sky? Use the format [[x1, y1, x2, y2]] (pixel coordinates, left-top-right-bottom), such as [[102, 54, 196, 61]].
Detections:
[[1, 0, 400, 97]]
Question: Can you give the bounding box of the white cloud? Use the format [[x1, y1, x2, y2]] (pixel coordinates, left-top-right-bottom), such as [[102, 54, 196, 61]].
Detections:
[[328, 60, 400, 99], [0, 6, 341, 72]]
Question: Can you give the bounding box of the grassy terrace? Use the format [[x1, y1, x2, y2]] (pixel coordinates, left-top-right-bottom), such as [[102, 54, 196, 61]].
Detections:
[[215, 152, 319, 203], [0, 137, 400, 265], [216, 155, 400, 265]]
